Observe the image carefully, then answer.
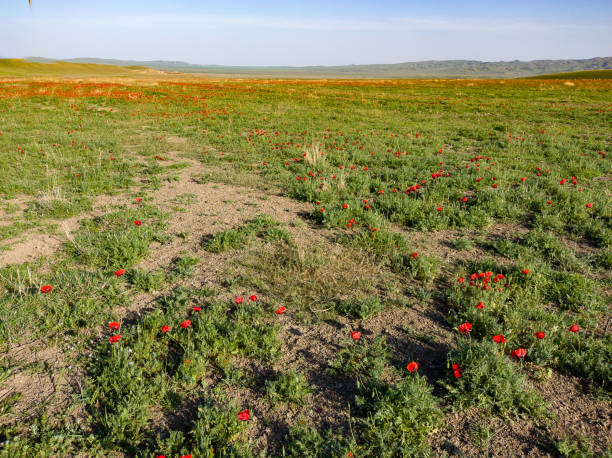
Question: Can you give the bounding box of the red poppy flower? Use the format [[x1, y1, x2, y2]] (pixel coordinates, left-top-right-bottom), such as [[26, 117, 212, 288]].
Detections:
[[521, 269, 530, 275], [458, 277, 465, 283], [160, 325, 170, 333], [535, 331, 545, 339], [114, 269, 126, 276], [192, 306, 202, 312], [406, 361, 419, 372], [235, 296, 243, 305], [109, 334, 122, 343], [569, 324, 580, 333], [249, 294, 258, 302], [461, 197, 468, 202], [40, 285, 53, 293], [521, 177, 526, 182], [453, 369, 462, 378], [492, 334, 506, 343], [343, 204, 348, 209], [134, 220, 142, 226], [411, 252, 418, 259], [350, 331, 361, 340], [109, 321, 120, 330], [275, 306, 286, 315], [546, 201, 553, 205], [238, 409, 250, 421], [436, 206, 443, 212], [180, 320, 191, 328], [586, 203, 593, 208], [476, 302, 484, 309], [458, 323, 472, 334], [136, 198, 142, 202], [511, 348, 526, 359]]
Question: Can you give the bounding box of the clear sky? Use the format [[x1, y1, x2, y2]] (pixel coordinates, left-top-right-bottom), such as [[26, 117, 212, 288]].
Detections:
[[1, 0, 611, 66]]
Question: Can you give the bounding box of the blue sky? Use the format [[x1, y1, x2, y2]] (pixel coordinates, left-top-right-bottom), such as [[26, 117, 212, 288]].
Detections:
[[1, 0, 611, 66]]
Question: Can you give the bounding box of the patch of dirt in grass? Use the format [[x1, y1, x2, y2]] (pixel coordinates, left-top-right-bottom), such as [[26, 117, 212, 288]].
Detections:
[[431, 370, 612, 456], [216, 298, 453, 454], [0, 194, 130, 268], [0, 340, 80, 427], [395, 221, 529, 270], [0, 232, 66, 266]]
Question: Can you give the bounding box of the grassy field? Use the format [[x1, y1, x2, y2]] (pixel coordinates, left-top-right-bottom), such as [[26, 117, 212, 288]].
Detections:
[[0, 74, 610, 456], [529, 69, 612, 79], [0, 59, 169, 78]]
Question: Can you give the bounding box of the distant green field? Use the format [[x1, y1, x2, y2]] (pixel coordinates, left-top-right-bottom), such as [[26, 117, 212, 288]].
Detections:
[[528, 69, 612, 79], [0, 58, 157, 77]]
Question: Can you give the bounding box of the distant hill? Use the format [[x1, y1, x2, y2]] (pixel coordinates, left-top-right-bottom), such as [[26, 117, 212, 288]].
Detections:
[[25, 56, 612, 78], [0, 59, 165, 78], [528, 69, 612, 79]]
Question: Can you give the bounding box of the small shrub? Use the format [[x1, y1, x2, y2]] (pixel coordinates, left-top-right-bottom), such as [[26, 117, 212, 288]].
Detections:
[[266, 370, 312, 405], [128, 268, 166, 292], [335, 297, 384, 319], [328, 336, 390, 381], [356, 374, 444, 457], [444, 339, 547, 418], [282, 424, 350, 457]]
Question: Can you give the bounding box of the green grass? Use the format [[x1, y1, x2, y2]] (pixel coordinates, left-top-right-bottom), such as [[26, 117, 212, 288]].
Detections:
[[528, 69, 612, 79], [0, 76, 610, 456]]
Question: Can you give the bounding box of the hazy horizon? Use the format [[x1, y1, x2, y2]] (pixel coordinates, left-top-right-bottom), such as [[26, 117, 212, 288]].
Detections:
[[2, 0, 611, 66]]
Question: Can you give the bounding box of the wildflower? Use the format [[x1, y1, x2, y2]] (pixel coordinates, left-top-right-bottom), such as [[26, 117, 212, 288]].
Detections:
[[40, 285, 53, 293], [114, 269, 126, 276], [511, 348, 526, 359], [350, 331, 361, 340], [461, 197, 468, 202], [249, 294, 258, 302], [134, 220, 142, 226], [586, 203, 593, 208], [492, 334, 506, 343], [476, 302, 484, 309], [521, 268, 530, 275], [160, 325, 170, 333], [192, 306, 202, 312], [411, 252, 418, 259], [109, 335, 122, 343], [458, 277, 465, 283], [108, 322, 120, 330], [535, 331, 546, 339], [406, 361, 419, 372], [275, 306, 286, 315], [238, 409, 250, 421], [136, 198, 142, 202], [235, 296, 244, 305], [569, 324, 580, 333], [343, 204, 348, 209], [436, 206, 443, 212], [451, 363, 462, 378], [458, 322, 472, 334], [180, 320, 191, 328]]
